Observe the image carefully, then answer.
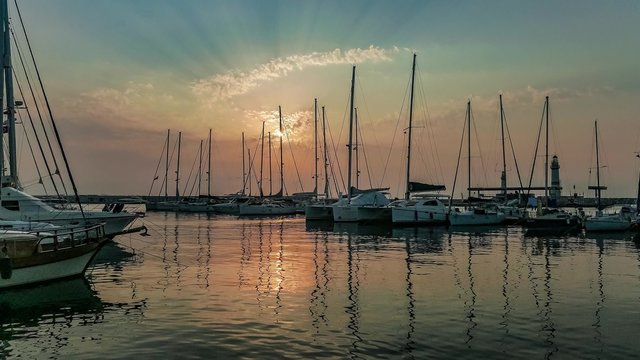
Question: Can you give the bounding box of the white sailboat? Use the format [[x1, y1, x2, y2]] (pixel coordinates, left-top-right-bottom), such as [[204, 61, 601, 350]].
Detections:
[[305, 100, 336, 220], [0, 1, 138, 237], [524, 97, 581, 232], [584, 121, 633, 232], [447, 100, 505, 226], [390, 54, 448, 225], [332, 66, 391, 223]]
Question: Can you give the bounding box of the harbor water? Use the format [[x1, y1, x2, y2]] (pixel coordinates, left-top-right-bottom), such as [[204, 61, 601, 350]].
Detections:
[[2, 212, 640, 358]]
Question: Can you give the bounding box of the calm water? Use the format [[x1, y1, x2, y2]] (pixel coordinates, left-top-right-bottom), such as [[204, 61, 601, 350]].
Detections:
[[2, 212, 640, 359]]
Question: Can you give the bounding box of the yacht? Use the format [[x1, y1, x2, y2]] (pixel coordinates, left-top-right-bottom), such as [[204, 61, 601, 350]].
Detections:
[[390, 196, 448, 225]]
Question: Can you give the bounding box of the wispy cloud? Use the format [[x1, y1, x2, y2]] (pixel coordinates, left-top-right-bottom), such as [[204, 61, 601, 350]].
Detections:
[[191, 45, 400, 103]]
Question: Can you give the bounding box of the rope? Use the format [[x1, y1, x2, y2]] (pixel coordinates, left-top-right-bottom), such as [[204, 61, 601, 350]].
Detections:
[[148, 134, 168, 197]]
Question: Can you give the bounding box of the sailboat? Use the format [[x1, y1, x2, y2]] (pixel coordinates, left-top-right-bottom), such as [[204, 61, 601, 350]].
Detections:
[[0, 223, 108, 289], [333, 66, 391, 223], [239, 106, 297, 216], [524, 96, 581, 232], [0, 0, 138, 237], [305, 101, 346, 221], [390, 54, 448, 226], [448, 100, 505, 226], [584, 121, 633, 232]]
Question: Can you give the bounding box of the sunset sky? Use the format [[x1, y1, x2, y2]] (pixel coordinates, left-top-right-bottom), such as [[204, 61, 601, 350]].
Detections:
[[9, 0, 640, 197]]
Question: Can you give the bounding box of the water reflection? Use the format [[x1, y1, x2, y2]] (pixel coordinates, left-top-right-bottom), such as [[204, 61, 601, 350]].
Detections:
[[0, 242, 147, 359]]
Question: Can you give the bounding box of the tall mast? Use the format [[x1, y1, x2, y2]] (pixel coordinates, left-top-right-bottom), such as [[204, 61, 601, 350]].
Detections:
[[405, 53, 416, 200], [3, 0, 16, 186], [467, 100, 471, 202], [247, 148, 252, 196], [354, 107, 359, 189], [279, 106, 284, 196], [314, 98, 318, 200], [241, 132, 246, 195], [268, 131, 272, 196], [0, 0, 4, 186], [636, 153, 640, 212], [176, 131, 182, 198], [500, 94, 507, 198], [165, 129, 170, 199], [347, 65, 356, 200], [544, 96, 549, 202], [208, 129, 212, 197], [259, 121, 265, 198], [322, 106, 329, 198], [198, 139, 203, 197], [594, 120, 601, 210]]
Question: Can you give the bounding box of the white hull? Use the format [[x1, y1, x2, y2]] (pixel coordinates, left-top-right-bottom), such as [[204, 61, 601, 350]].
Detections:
[[333, 205, 391, 223], [584, 216, 632, 232], [391, 207, 447, 225], [39, 215, 137, 237], [448, 210, 505, 226], [0, 248, 100, 289]]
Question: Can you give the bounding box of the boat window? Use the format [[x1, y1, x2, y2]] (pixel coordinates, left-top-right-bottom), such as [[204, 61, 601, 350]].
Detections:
[[405, 201, 417, 206], [425, 200, 439, 206], [1, 200, 19, 211]]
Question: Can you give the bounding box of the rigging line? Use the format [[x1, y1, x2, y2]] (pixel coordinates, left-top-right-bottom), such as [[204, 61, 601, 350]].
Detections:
[[181, 143, 200, 198], [356, 74, 384, 176], [186, 143, 204, 198], [148, 134, 168, 197], [470, 106, 489, 187], [356, 119, 374, 189], [157, 136, 178, 197], [526, 101, 547, 196], [283, 119, 304, 193], [9, 21, 68, 196], [243, 133, 262, 194], [16, 108, 47, 194], [380, 72, 410, 186], [502, 110, 524, 190], [449, 109, 467, 210], [326, 110, 346, 193], [10, 26, 60, 196], [416, 65, 445, 185], [13, 70, 48, 193]]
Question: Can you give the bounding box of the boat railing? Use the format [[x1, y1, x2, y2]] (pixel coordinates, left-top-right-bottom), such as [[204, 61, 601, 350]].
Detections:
[[33, 223, 106, 253]]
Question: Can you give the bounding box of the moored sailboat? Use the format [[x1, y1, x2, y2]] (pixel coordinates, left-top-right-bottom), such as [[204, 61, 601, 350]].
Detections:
[[0, 1, 138, 237], [584, 121, 633, 232]]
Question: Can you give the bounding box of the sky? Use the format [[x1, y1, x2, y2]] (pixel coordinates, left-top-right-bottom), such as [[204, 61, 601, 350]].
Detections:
[[7, 0, 640, 197]]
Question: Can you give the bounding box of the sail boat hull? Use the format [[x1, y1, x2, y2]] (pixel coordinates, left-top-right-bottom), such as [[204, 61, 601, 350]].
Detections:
[[333, 205, 391, 223], [305, 204, 334, 221], [584, 214, 632, 232]]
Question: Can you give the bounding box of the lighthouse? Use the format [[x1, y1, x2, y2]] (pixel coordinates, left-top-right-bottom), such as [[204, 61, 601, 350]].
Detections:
[[550, 155, 561, 200]]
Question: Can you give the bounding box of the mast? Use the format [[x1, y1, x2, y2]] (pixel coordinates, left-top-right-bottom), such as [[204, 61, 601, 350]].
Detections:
[[241, 132, 246, 195], [165, 129, 170, 199], [279, 106, 284, 196], [322, 106, 329, 198], [208, 129, 212, 197], [467, 100, 471, 202], [259, 121, 265, 197], [176, 131, 182, 198], [595, 120, 601, 210], [355, 107, 359, 189], [268, 131, 272, 196], [247, 148, 252, 196], [198, 139, 203, 197], [3, 0, 16, 186], [636, 153, 640, 212], [405, 53, 416, 200], [544, 96, 550, 203], [500, 94, 507, 198], [314, 98, 318, 200], [0, 0, 4, 186], [347, 65, 356, 200]]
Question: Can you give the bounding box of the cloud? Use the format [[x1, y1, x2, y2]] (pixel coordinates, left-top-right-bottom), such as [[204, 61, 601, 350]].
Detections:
[[191, 45, 400, 104], [244, 109, 313, 143]]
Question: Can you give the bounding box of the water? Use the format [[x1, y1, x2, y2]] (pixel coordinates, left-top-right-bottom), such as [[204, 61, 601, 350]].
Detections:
[[2, 212, 640, 359]]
